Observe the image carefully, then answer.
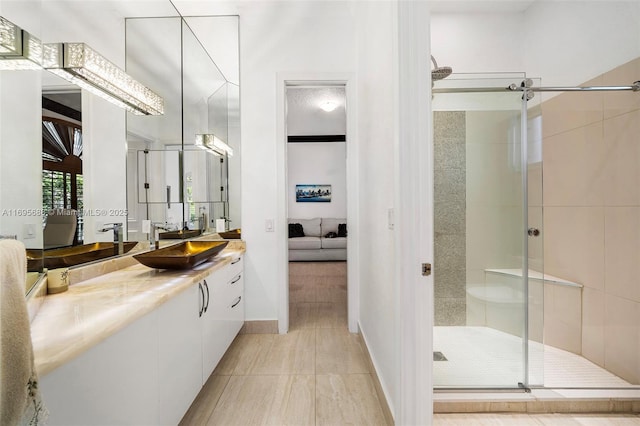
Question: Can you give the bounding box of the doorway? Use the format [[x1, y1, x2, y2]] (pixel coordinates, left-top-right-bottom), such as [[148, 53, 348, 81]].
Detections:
[[276, 73, 358, 335], [285, 84, 349, 331]]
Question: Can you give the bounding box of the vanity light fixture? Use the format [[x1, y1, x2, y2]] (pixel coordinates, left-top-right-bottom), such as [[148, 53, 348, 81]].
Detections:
[[0, 16, 42, 70], [43, 42, 164, 115], [195, 134, 234, 157], [319, 101, 337, 112]]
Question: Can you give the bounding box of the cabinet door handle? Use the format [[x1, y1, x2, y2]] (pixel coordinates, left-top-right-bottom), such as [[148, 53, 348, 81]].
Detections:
[[231, 258, 241, 265], [198, 283, 204, 317], [203, 279, 210, 313], [231, 296, 242, 308], [230, 275, 241, 285]]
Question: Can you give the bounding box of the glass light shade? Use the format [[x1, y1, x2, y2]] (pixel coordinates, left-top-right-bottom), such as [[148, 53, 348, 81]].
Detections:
[[195, 134, 233, 157], [43, 43, 164, 116], [0, 16, 42, 70], [195, 134, 220, 156], [319, 101, 337, 112]]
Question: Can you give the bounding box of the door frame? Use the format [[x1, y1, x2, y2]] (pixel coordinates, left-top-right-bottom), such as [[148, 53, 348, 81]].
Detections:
[[275, 72, 359, 334]]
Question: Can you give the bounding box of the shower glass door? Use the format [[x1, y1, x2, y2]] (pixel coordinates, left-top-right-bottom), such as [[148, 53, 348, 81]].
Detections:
[[432, 73, 543, 389]]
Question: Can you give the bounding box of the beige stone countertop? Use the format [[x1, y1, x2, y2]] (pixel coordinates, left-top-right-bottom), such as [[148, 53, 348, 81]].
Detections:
[[31, 241, 245, 377]]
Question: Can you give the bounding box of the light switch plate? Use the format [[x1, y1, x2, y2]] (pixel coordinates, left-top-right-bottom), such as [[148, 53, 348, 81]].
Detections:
[[265, 219, 274, 232], [388, 208, 394, 230]]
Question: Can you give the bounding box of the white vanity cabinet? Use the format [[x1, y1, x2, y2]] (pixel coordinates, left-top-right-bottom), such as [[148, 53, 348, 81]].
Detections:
[[39, 255, 244, 426], [201, 255, 244, 382], [158, 283, 203, 425], [40, 307, 161, 425]]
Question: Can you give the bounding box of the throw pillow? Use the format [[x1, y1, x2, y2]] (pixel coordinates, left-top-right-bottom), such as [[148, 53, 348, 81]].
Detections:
[[288, 223, 305, 238], [338, 223, 347, 237]]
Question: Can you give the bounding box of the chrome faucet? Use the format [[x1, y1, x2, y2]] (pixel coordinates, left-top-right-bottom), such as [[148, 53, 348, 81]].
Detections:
[[149, 222, 171, 250], [99, 223, 123, 255]]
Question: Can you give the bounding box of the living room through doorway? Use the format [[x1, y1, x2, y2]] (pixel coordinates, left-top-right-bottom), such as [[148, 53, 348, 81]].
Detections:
[[285, 84, 348, 331]]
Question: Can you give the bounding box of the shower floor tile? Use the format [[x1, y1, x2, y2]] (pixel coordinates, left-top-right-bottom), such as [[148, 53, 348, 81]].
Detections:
[[434, 326, 637, 389]]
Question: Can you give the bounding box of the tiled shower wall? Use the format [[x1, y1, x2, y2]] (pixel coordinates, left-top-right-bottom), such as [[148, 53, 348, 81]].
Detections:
[[434, 112, 466, 326], [542, 56, 640, 384]]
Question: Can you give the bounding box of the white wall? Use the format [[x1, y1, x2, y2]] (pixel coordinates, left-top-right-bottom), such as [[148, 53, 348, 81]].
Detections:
[[431, 2, 640, 87], [81, 94, 128, 243], [524, 1, 640, 87], [430, 12, 524, 74], [0, 3, 43, 247], [287, 142, 346, 219], [233, 1, 357, 320], [355, 0, 398, 417], [0, 71, 43, 247]]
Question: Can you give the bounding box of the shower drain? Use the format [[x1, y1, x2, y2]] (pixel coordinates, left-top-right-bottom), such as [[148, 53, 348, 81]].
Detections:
[[433, 351, 448, 361]]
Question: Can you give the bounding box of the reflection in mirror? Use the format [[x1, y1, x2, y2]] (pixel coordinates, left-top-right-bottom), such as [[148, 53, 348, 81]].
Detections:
[[126, 17, 183, 242], [181, 17, 227, 232], [42, 94, 83, 246], [227, 83, 240, 227], [0, 2, 43, 294], [183, 147, 228, 230], [136, 149, 181, 206], [126, 16, 240, 241]]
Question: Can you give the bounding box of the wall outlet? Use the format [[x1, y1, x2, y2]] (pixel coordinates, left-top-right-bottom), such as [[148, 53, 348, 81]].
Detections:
[[265, 219, 274, 232], [23, 223, 36, 239]]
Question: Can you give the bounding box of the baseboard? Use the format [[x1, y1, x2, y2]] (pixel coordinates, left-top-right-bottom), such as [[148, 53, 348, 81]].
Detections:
[[357, 327, 395, 425], [240, 320, 279, 334]]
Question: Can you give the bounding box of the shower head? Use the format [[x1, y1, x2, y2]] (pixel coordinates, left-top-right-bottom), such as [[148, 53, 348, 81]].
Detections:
[[431, 55, 452, 81]]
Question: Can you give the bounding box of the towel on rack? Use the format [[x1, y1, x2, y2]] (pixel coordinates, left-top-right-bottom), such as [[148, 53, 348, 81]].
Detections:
[[0, 239, 48, 425]]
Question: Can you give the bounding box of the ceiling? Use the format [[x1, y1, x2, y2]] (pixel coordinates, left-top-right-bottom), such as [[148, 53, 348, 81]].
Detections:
[[286, 86, 346, 136], [43, 92, 81, 112], [429, 0, 537, 13]]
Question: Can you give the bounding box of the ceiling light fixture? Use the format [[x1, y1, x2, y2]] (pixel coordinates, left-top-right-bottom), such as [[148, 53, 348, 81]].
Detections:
[[43, 43, 164, 115], [0, 16, 42, 70], [319, 101, 337, 112], [195, 134, 234, 157]]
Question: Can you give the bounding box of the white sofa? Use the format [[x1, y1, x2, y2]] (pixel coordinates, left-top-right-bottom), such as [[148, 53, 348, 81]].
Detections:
[[288, 217, 346, 261]]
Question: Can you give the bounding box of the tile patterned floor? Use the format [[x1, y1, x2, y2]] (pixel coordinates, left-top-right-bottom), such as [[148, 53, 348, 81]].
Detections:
[[180, 261, 640, 425], [180, 261, 389, 426]]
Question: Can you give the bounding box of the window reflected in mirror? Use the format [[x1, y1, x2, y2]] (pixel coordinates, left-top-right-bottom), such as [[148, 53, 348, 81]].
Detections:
[[42, 93, 83, 248]]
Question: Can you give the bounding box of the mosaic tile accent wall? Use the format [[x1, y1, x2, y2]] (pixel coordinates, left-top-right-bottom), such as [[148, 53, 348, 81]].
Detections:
[[434, 111, 466, 326]]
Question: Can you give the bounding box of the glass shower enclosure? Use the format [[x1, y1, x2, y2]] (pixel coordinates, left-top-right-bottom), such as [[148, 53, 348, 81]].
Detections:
[[432, 73, 544, 389]]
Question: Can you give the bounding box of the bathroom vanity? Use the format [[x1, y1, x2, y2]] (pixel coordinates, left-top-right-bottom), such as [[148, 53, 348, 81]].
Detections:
[[30, 242, 245, 425]]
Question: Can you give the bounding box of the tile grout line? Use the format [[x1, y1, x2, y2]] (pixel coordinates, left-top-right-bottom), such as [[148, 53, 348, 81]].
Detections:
[[203, 375, 231, 425]]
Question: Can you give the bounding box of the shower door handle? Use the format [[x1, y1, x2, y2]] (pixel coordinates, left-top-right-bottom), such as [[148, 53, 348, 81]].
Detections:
[[528, 228, 540, 237]]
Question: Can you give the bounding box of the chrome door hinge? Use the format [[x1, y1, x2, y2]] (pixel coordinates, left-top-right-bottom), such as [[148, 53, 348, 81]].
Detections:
[[422, 263, 432, 276]]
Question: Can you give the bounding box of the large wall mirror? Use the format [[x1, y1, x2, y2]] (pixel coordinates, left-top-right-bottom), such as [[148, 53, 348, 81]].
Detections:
[[125, 15, 240, 241], [0, 1, 240, 296], [0, 1, 43, 294]]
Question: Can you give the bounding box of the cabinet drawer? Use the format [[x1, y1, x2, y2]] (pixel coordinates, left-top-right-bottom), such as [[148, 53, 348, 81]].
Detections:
[[207, 270, 242, 300], [222, 255, 243, 281], [208, 275, 243, 313]]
